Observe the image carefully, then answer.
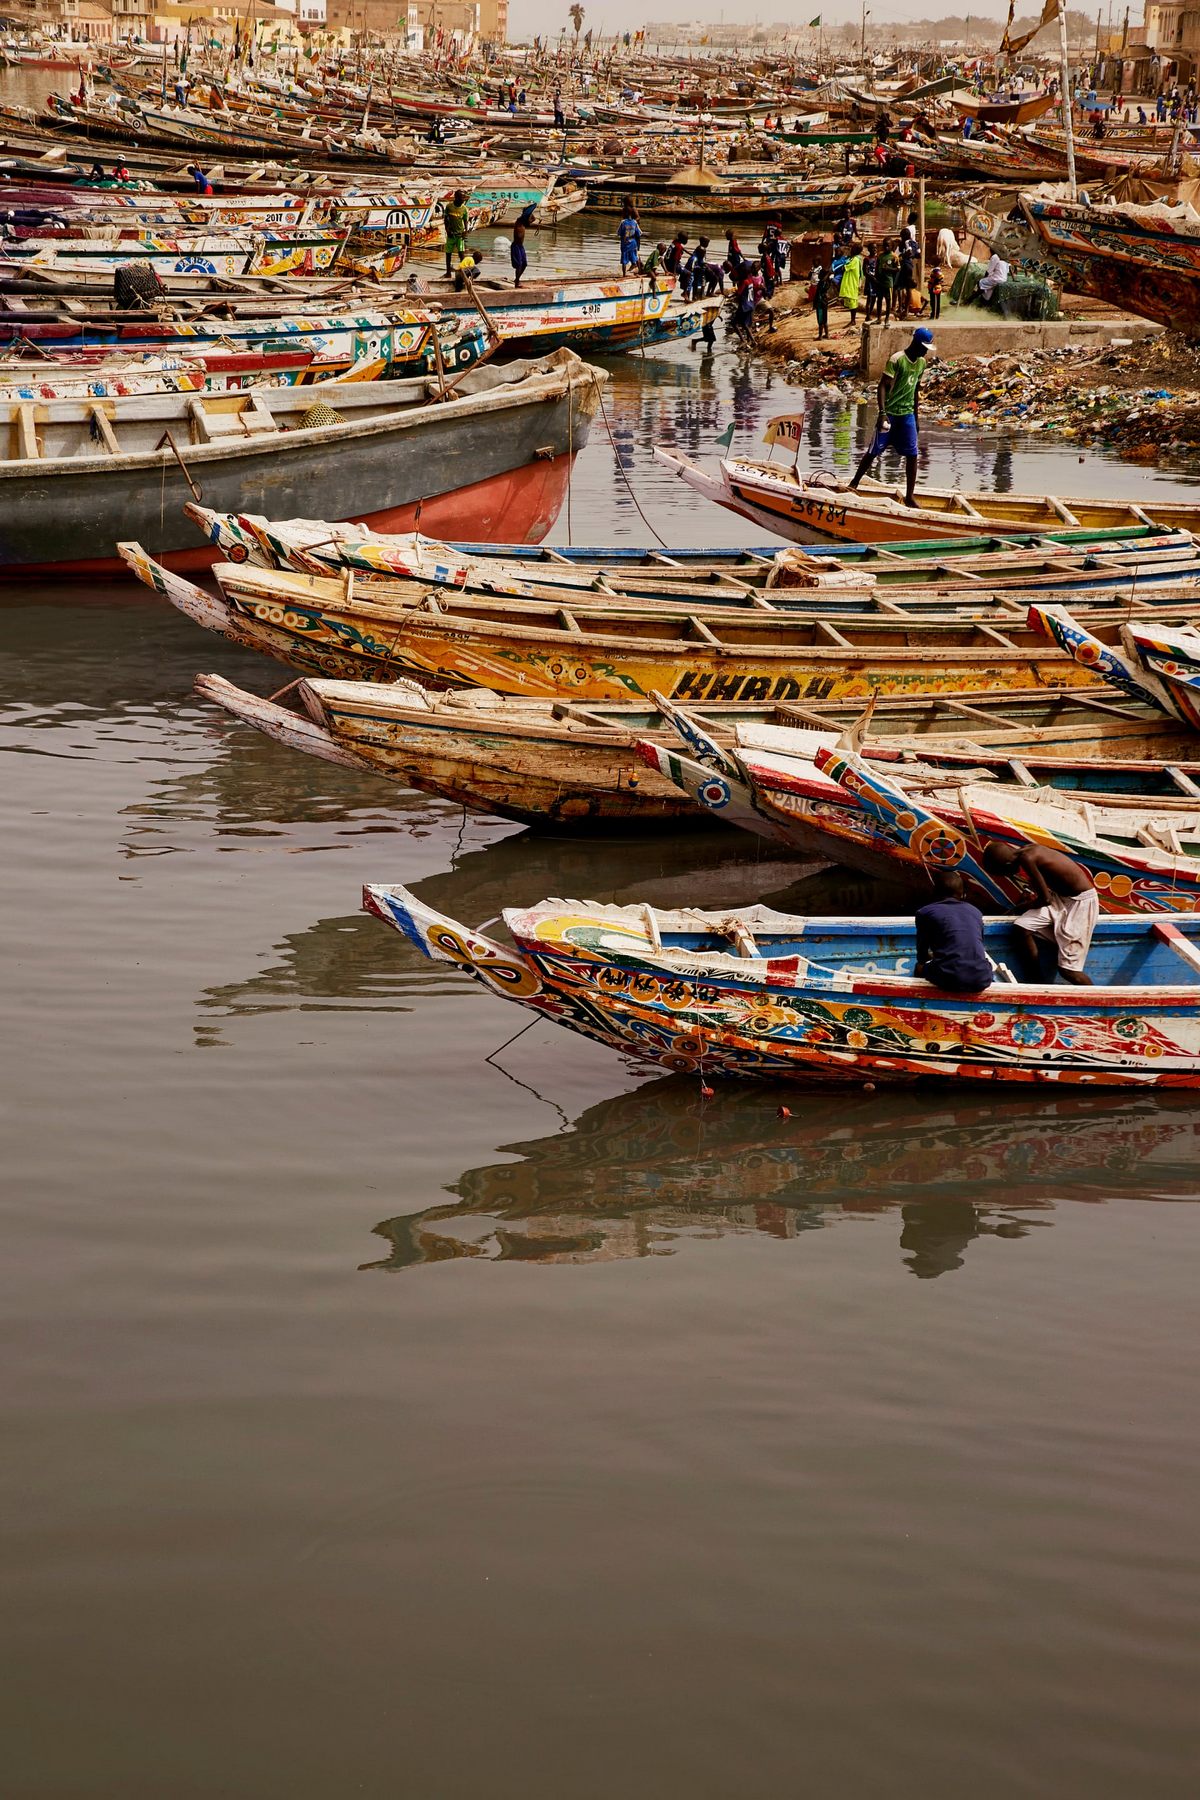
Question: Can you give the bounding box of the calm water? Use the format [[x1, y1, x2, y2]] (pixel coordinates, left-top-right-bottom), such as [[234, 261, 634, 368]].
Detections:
[[3, 70, 1200, 1800]]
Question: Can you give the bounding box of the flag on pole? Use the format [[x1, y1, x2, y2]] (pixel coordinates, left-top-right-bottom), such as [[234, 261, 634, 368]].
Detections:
[[809, 15, 822, 25], [1001, 0, 1060, 54], [715, 422, 735, 450]]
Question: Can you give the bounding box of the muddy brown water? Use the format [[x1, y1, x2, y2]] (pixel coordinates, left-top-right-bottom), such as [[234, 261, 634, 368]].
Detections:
[[3, 68, 1200, 1800]]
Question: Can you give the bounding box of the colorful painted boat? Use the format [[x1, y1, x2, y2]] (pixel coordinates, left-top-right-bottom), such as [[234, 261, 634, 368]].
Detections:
[[807, 746, 1200, 913], [122, 547, 1188, 699], [639, 704, 1200, 895], [0, 346, 391, 399], [3, 350, 603, 576], [2, 228, 351, 280], [1028, 602, 1200, 730], [362, 885, 1200, 1087], [195, 673, 1200, 833], [181, 506, 1200, 604], [1019, 194, 1200, 337], [0, 304, 472, 379], [656, 447, 1200, 544], [433, 274, 720, 358], [1124, 621, 1200, 729]]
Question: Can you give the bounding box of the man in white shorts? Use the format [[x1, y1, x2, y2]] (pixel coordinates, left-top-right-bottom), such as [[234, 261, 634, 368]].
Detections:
[[982, 839, 1099, 986]]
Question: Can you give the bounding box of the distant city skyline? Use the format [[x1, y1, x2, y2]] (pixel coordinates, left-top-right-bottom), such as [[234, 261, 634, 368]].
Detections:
[[507, 0, 1026, 38]]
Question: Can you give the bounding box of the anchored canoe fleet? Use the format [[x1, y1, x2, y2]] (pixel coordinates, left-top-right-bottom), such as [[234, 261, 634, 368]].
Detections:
[[121, 475, 1200, 1086], [8, 32, 1200, 1086]]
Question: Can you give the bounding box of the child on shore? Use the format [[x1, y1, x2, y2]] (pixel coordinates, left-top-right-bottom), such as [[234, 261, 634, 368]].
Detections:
[[928, 261, 943, 320]]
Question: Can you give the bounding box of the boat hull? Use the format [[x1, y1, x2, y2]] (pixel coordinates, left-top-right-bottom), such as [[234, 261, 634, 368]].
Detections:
[[0, 361, 601, 574], [196, 674, 703, 829], [364, 887, 1200, 1088], [1021, 196, 1200, 337]]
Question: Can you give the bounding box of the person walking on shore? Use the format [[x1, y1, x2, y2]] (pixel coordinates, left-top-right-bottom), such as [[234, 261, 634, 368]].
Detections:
[[875, 239, 897, 324], [849, 326, 933, 507], [812, 263, 831, 340], [839, 244, 864, 329], [928, 261, 943, 320]]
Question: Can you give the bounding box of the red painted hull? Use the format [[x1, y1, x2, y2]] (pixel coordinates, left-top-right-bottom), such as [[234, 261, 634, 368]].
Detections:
[[3, 451, 577, 579]]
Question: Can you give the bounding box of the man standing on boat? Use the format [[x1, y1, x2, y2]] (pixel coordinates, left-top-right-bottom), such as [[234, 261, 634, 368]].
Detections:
[[981, 840, 1098, 986], [618, 201, 642, 274], [849, 325, 933, 509], [509, 204, 538, 288], [443, 190, 469, 281]]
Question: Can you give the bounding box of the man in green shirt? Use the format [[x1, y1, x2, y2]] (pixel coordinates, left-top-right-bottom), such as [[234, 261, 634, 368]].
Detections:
[[849, 325, 933, 507], [442, 189, 469, 280]]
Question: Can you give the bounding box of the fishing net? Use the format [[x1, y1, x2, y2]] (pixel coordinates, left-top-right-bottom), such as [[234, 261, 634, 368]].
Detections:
[[298, 402, 347, 430], [949, 259, 1058, 320], [113, 261, 165, 309]]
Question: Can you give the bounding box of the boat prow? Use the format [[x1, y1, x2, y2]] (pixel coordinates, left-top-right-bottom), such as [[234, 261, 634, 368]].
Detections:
[[194, 673, 376, 772]]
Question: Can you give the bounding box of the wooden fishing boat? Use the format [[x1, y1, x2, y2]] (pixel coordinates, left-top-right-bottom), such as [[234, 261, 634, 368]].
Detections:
[[183, 506, 1200, 605], [1124, 621, 1200, 729], [1019, 193, 1200, 337], [0, 350, 603, 576], [122, 544, 1146, 701], [2, 228, 353, 281], [656, 447, 1200, 544], [580, 173, 891, 219], [196, 671, 1200, 833], [802, 746, 1200, 913], [637, 697, 1200, 872], [363, 884, 1200, 1087], [0, 346, 389, 399], [436, 275, 721, 358], [1031, 602, 1200, 731], [0, 299, 467, 376], [949, 90, 1056, 127]]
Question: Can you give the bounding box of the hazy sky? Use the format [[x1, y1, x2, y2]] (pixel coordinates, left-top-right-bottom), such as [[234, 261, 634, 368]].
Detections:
[[508, 1, 1015, 37]]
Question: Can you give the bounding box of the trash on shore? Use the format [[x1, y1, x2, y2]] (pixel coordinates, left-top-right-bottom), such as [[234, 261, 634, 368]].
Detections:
[[769, 327, 1200, 463]]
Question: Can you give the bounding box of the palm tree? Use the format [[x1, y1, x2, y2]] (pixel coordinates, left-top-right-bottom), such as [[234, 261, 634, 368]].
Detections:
[[569, 4, 585, 39]]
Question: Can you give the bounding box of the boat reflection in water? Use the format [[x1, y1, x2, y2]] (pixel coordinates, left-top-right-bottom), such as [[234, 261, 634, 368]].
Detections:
[[365, 1084, 1200, 1276]]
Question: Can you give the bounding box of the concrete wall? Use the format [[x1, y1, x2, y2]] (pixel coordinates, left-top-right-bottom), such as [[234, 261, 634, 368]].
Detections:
[[861, 315, 1162, 377]]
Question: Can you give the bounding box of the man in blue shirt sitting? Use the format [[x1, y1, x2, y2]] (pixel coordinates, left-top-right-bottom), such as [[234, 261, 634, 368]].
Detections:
[[914, 870, 993, 993]]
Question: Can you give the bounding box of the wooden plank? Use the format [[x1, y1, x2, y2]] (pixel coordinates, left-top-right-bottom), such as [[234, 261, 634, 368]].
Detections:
[[88, 402, 119, 455], [558, 608, 582, 633], [1046, 496, 1081, 526], [687, 615, 722, 645], [816, 617, 852, 648], [187, 397, 212, 444], [16, 403, 39, 460], [1005, 759, 1037, 787], [1166, 765, 1200, 798], [1152, 917, 1200, 978], [973, 622, 1019, 649]]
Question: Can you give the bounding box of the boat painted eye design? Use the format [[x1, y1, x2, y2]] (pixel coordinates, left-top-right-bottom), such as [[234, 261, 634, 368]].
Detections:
[[908, 819, 967, 867], [699, 778, 731, 809], [427, 925, 542, 998]]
